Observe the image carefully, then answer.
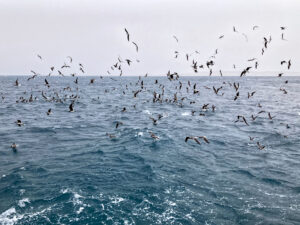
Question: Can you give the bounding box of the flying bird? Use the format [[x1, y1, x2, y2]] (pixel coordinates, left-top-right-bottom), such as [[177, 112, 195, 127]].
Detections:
[[257, 142, 265, 150], [173, 35, 179, 42], [124, 28, 130, 41], [132, 42, 139, 52], [47, 109, 52, 115]]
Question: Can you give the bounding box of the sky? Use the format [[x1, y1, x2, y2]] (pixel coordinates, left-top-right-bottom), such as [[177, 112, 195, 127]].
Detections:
[[0, 0, 299, 76]]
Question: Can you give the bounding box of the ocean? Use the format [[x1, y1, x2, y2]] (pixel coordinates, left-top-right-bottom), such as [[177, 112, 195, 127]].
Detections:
[[0, 75, 300, 224]]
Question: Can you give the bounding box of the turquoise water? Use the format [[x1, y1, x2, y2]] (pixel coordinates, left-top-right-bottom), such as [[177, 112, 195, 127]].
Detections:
[[0, 76, 300, 224]]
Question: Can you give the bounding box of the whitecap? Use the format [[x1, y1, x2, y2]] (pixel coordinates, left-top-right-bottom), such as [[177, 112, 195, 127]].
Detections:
[[111, 197, 125, 204], [60, 188, 70, 194], [18, 198, 30, 208], [0, 208, 24, 225], [74, 193, 83, 199], [143, 110, 151, 115], [76, 207, 84, 214], [181, 112, 190, 116]]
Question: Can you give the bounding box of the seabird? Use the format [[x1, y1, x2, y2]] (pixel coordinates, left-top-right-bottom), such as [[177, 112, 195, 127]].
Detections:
[[149, 132, 159, 140], [173, 35, 179, 42], [16, 120, 24, 126], [132, 42, 139, 52], [124, 28, 130, 41], [257, 142, 265, 150], [47, 108, 52, 115], [69, 102, 74, 112], [11, 143, 18, 151]]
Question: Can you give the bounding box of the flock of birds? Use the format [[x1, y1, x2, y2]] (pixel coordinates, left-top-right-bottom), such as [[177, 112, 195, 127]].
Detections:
[[5, 25, 293, 152]]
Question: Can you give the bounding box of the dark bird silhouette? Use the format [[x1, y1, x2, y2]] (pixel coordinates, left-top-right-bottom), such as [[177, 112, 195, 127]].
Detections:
[[268, 112, 275, 120], [280, 88, 287, 94], [233, 82, 239, 92], [235, 115, 249, 126], [281, 60, 287, 65], [287, 60, 291, 70], [149, 131, 159, 140], [281, 33, 287, 41], [132, 42, 139, 52], [248, 91, 256, 98], [124, 28, 130, 41], [47, 108, 52, 115], [11, 143, 17, 151], [251, 115, 258, 121], [234, 92, 239, 101], [134, 90, 141, 98], [45, 79, 50, 87], [213, 86, 223, 95], [67, 56, 73, 63], [257, 142, 265, 150], [116, 121, 123, 128], [240, 67, 251, 77], [27, 74, 37, 81], [173, 35, 179, 42], [16, 120, 24, 126], [69, 102, 74, 112], [185, 136, 201, 145], [125, 59, 132, 66], [150, 117, 158, 125]]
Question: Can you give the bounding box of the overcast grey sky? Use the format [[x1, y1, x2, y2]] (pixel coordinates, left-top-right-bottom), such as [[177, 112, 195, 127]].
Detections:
[[0, 0, 299, 76]]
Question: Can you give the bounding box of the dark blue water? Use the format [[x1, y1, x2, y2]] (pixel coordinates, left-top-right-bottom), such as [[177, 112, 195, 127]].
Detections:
[[0, 76, 300, 224]]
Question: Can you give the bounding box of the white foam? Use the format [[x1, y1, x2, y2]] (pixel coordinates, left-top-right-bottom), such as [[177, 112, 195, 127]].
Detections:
[[74, 193, 83, 199], [60, 188, 70, 194], [19, 189, 25, 196], [0, 208, 24, 225], [18, 198, 30, 208], [143, 110, 151, 115], [111, 197, 125, 204], [181, 112, 190, 116], [76, 207, 84, 214]]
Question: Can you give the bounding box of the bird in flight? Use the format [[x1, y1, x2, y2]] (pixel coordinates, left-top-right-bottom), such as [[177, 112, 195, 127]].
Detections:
[[257, 142, 265, 150], [173, 35, 179, 42], [132, 42, 139, 52], [124, 28, 130, 41]]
